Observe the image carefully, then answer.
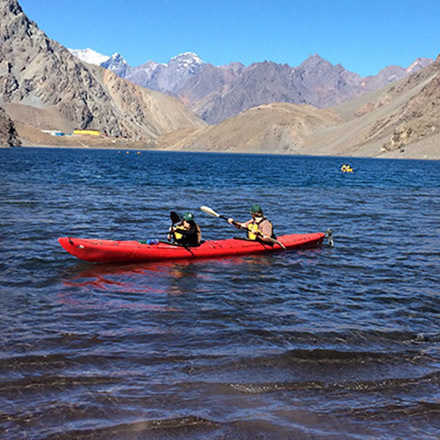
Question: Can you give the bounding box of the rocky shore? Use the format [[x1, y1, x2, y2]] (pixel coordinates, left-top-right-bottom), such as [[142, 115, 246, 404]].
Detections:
[[0, 107, 21, 147]]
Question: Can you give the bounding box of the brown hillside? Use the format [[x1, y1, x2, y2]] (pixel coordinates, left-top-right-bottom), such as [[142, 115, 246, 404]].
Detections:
[[159, 103, 343, 154]]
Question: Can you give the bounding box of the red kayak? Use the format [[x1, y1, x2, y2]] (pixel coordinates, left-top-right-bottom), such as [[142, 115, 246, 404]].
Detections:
[[58, 233, 327, 263]]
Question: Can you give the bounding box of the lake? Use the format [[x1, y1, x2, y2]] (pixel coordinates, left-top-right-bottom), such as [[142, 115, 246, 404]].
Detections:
[[1, 147, 439, 439]]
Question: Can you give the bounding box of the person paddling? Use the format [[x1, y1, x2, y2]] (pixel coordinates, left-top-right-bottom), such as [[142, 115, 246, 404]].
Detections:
[[168, 212, 202, 246], [228, 204, 275, 244]]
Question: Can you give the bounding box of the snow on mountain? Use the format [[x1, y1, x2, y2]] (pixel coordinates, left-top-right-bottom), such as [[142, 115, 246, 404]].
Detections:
[[68, 48, 109, 65], [101, 53, 130, 77], [169, 52, 204, 74], [170, 52, 203, 65]]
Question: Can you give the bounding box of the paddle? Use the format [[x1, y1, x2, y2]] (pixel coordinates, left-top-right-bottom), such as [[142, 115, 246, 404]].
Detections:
[[170, 211, 181, 225], [167, 211, 180, 243], [200, 205, 286, 249]]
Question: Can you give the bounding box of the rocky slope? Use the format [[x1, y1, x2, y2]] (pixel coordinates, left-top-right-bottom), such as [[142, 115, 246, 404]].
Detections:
[[364, 55, 440, 151], [0, 0, 204, 144], [0, 105, 20, 146]]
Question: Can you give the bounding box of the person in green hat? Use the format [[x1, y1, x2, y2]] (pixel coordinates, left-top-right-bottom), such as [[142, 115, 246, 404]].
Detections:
[[228, 204, 275, 243], [168, 211, 202, 246]]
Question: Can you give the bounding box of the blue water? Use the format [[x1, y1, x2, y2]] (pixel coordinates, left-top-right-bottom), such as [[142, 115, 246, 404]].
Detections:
[[1, 147, 440, 439]]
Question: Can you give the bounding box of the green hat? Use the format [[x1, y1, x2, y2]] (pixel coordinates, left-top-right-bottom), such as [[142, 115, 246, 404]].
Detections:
[[183, 212, 194, 221], [250, 204, 263, 214]]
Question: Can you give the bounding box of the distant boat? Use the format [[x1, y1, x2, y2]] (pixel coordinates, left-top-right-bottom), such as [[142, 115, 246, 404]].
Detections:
[[340, 164, 354, 173]]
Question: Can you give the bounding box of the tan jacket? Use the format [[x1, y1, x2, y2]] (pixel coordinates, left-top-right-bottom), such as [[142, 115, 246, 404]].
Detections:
[[242, 217, 273, 239]]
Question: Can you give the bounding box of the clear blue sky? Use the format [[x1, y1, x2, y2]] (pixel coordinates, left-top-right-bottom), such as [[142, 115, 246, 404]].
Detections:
[[19, 0, 439, 76]]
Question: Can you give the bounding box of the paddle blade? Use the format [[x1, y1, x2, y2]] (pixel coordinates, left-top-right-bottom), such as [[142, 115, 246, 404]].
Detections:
[[170, 211, 181, 223], [200, 206, 220, 218]]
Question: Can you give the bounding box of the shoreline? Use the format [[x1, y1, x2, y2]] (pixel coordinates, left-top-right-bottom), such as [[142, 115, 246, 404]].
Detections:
[[8, 142, 438, 161]]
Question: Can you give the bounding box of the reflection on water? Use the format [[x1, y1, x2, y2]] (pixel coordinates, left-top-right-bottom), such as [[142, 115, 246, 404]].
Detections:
[[59, 255, 276, 300]]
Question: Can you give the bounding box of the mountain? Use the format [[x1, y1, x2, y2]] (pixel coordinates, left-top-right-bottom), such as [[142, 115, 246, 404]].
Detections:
[[68, 48, 109, 66], [406, 57, 433, 74], [101, 53, 130, 77], [88, 49, 433, 125], [360, 58, 433, 90], [0, 0, 204, 145], [357, 55, 440, 152], [94, 52, 206, 95], [178, 62, 245, 112], [190, 56, 365, 124], [157, 55, 440, 159], [299, 54, 440, 158], [124, 52, 204, 95], [190, 55, 433, 124]]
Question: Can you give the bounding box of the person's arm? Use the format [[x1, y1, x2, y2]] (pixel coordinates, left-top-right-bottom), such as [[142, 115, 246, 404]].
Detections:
[[228, 218, 250, 229], [259, 220, 273, 243]]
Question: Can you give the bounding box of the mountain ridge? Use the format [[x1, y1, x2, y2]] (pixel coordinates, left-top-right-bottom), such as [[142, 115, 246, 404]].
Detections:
[[71, 49, 433, 124]]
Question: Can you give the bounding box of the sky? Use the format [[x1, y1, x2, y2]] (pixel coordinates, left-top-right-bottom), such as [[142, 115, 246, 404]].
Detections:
[[19, 0, 440, 76]]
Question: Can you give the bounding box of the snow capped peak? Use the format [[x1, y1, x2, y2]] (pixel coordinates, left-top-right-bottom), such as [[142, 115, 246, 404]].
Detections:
[[171, 52, 202, 62], [68, 48, 109, 65], [108, 52, 127, 64], [101, 53, 129, 77], [168, 52, 204, 76]]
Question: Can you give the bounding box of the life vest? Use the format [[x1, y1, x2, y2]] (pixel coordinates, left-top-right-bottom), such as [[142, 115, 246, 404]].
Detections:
[[172, 222, 202, 245], [173, 224, 185, 241], [247, 222, 260, 240], [247, 217, 274, 241]]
